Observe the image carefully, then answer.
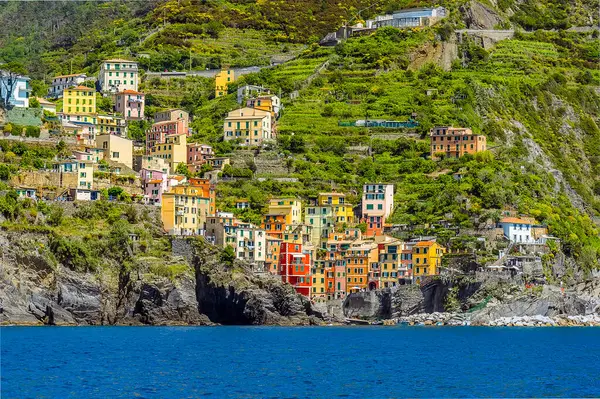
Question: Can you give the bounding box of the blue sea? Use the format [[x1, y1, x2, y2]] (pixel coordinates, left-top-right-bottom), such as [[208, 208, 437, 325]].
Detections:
[[1, 326, 599, 398]]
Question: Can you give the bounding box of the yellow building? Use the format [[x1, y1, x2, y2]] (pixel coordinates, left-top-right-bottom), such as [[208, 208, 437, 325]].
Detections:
[[161, 185, 212, 235], [149, 133, 187, 174], [376, 240, 404, 289], [317, 192, 355, 224], [268, 198, 302, 225], [215, 69, 234, 97], [345, 243, 378, 293], [412, 241, 446, 283], [95, 134, 133, 169], [97, 114, 127, 137], [311, 263, 327, 299], [63, 86, 96, 115], [223, 107, 272, 146]]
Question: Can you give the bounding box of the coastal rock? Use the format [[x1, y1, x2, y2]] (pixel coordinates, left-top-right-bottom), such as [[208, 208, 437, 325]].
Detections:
[[343, 290, 392, 319], [471, 297, 550, 325]]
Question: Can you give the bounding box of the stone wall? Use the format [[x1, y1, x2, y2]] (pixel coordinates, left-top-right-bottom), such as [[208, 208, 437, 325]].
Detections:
[[10, 171, 78, 190]]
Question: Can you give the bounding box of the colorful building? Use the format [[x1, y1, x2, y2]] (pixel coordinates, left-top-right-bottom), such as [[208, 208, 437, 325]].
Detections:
[[149, 133, 188, 174], [63, 86, 96, 115], [48, 73, 86, 98], [223, 107, 272, 146], [430, 126, 487, 160], [305, 204, 335, 247], [499, 217, 535, 244], [215, 69, 234, 97], [412, 241, 446, 283], [146, 119, 188, 154], [95, 134, 133, 169], [53, 159, 94, 191], [262, 213, 287, 239], [278, 242, 312, 297], [265, 236, 283, 274], [161, 184, 213, 235], [267, 198, 302, 225], [318, 192, 354, 224], [114, 90, 145, 120], [187, 143, 214, 165], [96, 114, 127, 137], [37, 97, 57, 114], [246, 94, 281, 118], [373, 239, 405, 289], [206, 212, 238, 248], [98, 59, 139, 93], [236, 223, 266, 268], [154, 109, 189, 128], [345, 243, 378, 293]]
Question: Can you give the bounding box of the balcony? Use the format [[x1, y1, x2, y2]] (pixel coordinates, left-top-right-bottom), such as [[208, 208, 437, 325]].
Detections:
[[176, 210, 184, 216]]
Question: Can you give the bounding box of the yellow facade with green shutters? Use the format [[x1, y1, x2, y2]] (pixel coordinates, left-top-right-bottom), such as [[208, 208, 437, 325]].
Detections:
[[63, 86, 96, 115], [317, 193, 355, 224]]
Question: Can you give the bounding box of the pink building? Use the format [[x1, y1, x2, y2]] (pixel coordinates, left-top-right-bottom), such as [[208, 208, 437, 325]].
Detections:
[[187, 143, 214, 164], [114, 90, 145, 120], [146, 119, 187, 154], [141, 169, 168, 205]]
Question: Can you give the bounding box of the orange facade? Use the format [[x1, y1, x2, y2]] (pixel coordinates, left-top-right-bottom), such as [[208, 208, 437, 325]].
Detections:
[[430, 126, 487, 160], [262, 214, 287, 239], [279, 242, 311, 296], [188, 178, 216, 215]]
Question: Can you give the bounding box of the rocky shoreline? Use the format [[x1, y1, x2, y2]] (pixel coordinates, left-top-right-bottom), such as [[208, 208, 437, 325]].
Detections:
[[351, 312, 600, 327]]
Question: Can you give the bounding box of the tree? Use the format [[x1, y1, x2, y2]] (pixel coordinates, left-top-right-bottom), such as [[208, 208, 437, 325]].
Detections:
[[289, 135, 305, 153], [0, 63, 27, 110], [175, 162, 191, 178], [220, 245, 236, 266], [29, 97, 40, 108]]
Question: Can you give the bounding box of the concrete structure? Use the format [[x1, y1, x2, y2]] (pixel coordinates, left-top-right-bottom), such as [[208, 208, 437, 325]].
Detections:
[[114, 90, 145, 120], [63, 86, 96, 115], [0, 71, 30, 108], [48, 73, 86, 98], [53, 160, 94, 191], [98, 59, 139, 93], [215, 69, 234, 97], [430, 126, 487, 160], [96, 134, 133, 169], [369, 7, 447, 29], [499, 217, 535, 244], [223, 107, 272, 146], [37, 98, 57, 114], [149, 133, 187, 174]]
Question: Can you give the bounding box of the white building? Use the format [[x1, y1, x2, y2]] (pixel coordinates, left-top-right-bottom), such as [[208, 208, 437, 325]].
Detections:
[[362, 183, 394, 218], [98, 59, 139, 93], [236, 223, 266, 266], [48, 73, 87, 98], [499, 217, 535, 244], [0, 71, 30, 108]]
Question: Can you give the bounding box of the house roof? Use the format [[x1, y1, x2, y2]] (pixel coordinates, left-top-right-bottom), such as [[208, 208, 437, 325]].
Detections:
[[148, 179, 163, 184], [53, 73, 86, 79], [235, 199, 249, 203], [226, 107, 270, 119], [117, 89, 143, 95], [500, 217, 533, 225], [36, 97, 55, 106], [70, 85, 94, 91], [414, 241, 436, 247], [170, 175, 186, 181], [319, 192, 345, 196], [105, 58, 136, 63]]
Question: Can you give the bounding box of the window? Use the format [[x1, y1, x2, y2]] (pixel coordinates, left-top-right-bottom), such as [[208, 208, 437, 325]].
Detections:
[[366, 204, 374, 210], [112, 152, 120, 158]]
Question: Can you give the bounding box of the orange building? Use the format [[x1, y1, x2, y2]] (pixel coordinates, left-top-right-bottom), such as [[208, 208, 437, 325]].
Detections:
[[262, 213, 287, 239], [345, 243, 378, 293], [186, 178, 216, 215], [430, 126, 487, 160], [265, 236, 282, 274]]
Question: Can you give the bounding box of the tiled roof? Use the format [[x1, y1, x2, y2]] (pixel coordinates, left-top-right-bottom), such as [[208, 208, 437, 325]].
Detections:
[[500, 217, 532, 225]]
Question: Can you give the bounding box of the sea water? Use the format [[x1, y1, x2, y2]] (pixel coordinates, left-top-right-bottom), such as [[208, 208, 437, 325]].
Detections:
[[1, 326, 599, 398]]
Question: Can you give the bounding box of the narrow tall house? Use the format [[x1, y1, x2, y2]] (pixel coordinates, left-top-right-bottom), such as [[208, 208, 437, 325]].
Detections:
[[215, 69, 234, 97], [362, 183, 394, 236]]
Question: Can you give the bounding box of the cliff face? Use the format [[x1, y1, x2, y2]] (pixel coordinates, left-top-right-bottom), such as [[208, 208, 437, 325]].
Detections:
[[0, 232, 321, 326]]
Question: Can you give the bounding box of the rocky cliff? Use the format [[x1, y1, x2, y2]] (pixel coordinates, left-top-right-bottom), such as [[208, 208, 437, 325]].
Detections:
[[0, 232, 322, 326]]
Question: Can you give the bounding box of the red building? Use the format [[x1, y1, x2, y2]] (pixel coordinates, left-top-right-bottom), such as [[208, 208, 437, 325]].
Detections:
[[278, 242, 311, 296], [365, 215, 384, 236]]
